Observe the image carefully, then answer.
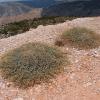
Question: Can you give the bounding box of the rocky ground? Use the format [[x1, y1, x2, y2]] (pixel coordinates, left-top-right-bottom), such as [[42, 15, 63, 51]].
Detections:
[[0, 17, 100, 100]]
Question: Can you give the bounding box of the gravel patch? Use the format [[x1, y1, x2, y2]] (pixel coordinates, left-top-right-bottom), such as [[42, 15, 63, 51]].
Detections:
[[0, 17, 100, 100]]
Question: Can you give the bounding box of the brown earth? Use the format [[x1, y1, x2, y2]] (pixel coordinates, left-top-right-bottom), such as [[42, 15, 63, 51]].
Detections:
[[0, 17, 100, 100]]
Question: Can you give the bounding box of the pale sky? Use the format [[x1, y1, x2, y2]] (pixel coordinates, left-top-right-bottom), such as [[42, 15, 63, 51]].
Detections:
[[0, 0, 28, 2], [0, 0, 91, 2]]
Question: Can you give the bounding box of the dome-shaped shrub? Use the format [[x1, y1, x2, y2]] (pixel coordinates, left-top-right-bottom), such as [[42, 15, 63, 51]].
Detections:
[[0, 43, 64, 88], [55, 27, 100, 49]]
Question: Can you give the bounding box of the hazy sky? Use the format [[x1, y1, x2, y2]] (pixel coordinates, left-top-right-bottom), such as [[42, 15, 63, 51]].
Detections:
[[55, 0, 90, 1], [0, 0, 28, 2], [0, 0, 91, 2]]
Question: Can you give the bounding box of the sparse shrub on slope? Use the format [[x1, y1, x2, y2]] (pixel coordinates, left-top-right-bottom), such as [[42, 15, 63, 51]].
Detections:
[[55, 27, 100, 49], [0, 43, 64, 88], [0, 16, 76, 38]]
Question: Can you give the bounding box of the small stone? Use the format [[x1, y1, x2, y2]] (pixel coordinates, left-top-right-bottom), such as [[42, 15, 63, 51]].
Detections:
[[96, 88, 100, 93], [32, 98, 35, 100], [75, 60, 79, 63], [70, 73, 76, 80], [0, 82, 6, 89], [6, 82, 12, 87], [93, 80, 96, 84], [0, 97, 5, 100], [13, 97, 24, 100], [34, 85, 42, 93], [83, 82, 92, 87]]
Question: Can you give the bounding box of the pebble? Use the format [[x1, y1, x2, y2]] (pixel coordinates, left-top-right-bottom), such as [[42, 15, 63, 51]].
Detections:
[[83, 82, 92, 87], [32, 98, 35, 100], [0, 82, 6, 89], [0, 97, 5, 100], [70, 73, 76, 80], [13, 97, 24, 100]]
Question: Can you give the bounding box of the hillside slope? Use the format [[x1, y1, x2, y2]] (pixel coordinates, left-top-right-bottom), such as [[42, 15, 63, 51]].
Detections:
[[0, 2, 34, 17], [0, 17, 100, 100], [42, 0, 100, 17], [0, 1, 43, 25], [0, 8, 42, 25]]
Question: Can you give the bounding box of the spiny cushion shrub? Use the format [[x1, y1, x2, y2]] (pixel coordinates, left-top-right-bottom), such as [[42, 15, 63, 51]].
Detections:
[[55, 27, 100, 49], [0, 43, 64, 88]]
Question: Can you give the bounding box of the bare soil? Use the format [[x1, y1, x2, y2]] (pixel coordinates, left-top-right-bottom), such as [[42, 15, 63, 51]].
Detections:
[[0, 17, 100, 100]]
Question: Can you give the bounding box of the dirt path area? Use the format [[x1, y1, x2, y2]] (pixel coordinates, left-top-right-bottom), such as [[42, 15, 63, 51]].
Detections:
[[0, 17, 100, 100]]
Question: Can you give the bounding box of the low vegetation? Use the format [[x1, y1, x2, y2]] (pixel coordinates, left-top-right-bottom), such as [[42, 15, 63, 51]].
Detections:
[[0, 16, 76, 38], [55, 27, 100, 49], [0, 43, 64, 88]]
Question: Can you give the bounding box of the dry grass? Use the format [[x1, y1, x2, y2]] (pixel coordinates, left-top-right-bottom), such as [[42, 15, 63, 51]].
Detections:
[[0, 43, 64, 89], [55, 27, 100, 49]]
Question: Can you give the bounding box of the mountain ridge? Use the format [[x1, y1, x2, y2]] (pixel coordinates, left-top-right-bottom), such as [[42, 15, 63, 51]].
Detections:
[[0, 8, 42, 25], [42, 0, 100, 17], [0, 2, 34, 17]]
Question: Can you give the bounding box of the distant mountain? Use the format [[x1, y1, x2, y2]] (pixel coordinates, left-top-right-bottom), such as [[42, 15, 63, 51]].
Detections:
[[18, 0, 60, 8], [0, 8, 42, 25], [0, 1, 45, 25], [0, 0, 63, 25], [42, 0, 100, 17], [0, 2, 34, 17], [0, 0, 62, 18]]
